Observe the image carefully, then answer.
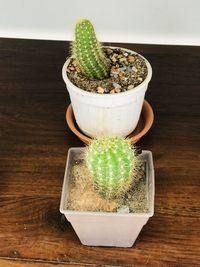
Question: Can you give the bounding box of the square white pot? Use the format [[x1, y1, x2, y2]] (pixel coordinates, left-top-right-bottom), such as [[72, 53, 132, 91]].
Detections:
[[60, 148, 155, 247]]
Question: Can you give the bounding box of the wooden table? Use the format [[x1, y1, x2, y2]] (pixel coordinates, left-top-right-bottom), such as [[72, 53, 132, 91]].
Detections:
[[0, 38, 199, 267]]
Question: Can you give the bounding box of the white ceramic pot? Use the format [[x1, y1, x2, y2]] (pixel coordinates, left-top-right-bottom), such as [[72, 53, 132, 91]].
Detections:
[[60, 147, 155, 247], [62, 47, 152, 138]]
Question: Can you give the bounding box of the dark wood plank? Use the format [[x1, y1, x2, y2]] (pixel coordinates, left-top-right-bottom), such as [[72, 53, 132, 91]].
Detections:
[[0, 38, 200, 267]]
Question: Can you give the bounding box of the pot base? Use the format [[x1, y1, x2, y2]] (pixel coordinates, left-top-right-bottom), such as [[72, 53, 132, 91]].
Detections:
[[66, 100, 154, 144]]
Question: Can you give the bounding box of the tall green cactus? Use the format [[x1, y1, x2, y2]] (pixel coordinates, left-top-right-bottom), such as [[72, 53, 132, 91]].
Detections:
[[72, 19, 110, 80], [85, 137, 139, 199]]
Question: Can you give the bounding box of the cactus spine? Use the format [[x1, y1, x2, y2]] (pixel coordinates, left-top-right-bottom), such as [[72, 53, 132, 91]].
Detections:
[[86, 137, 139, 199], [72, 19, 110, 80]]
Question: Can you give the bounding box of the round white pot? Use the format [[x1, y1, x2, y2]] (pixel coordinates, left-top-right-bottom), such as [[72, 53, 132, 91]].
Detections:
[[62, 47, 152, 138]]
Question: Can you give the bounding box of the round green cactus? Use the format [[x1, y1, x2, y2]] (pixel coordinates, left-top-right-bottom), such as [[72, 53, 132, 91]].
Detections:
[[72, 19, 110, 80], [85, 137, 138, 199]]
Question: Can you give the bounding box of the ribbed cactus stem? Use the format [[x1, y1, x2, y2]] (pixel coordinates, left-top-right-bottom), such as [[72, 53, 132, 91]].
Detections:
[[85, 137, 139, 199], [72, 19, 110, 80]]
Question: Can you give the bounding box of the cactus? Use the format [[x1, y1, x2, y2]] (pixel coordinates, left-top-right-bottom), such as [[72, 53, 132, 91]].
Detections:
[[85, 137, 139, 199], [72, 19, 110, 80]]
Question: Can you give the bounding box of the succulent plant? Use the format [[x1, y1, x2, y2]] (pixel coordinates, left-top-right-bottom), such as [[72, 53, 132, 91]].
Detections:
[[85, 137, 139, 199], [72, 19, 110, 80]]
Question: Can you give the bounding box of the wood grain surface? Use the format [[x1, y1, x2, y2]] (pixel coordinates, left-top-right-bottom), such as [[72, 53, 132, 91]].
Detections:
[[0, 38, 200, 267], [0, 259, 85, 267]]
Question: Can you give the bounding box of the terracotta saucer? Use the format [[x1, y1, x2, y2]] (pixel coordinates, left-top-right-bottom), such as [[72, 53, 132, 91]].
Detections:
[[66, 100, 154, 145]]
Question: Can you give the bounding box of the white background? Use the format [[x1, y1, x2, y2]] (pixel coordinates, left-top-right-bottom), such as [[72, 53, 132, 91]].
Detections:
[[0, 0, 199, 45]]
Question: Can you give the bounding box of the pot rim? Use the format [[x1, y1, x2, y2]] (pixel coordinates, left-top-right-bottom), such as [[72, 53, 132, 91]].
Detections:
[[62, 46, 152, 98]]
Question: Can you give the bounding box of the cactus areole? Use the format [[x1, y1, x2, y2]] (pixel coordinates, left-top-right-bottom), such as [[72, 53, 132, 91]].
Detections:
[[85, 137, 138, 199], [72, 19, 110, 80]]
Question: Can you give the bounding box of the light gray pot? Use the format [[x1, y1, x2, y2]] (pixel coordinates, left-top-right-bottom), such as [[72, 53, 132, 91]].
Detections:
[[60, 148, 155, 247]]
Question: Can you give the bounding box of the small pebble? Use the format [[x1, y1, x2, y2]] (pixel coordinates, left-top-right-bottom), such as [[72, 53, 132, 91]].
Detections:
[[112, 82, 121, 88], [97, 86, 105, 94], [117, 205, 130, 214], [119, 57, 126, 63], [138, 77, 143, 82], [111, 66, 119, 75], [106, 48, 113, 54], [69, 66, 75, 71], [120, 66, 127, 71], [128, 55, 135, 62], [119, 72, 126, 81], [110, 89, 115, 94], [111, 55, 117, 62], [127, 193, 132, 199], [132, 66, 137, 72], [115, 88, 121, 93], [128, 84, 134, 90]]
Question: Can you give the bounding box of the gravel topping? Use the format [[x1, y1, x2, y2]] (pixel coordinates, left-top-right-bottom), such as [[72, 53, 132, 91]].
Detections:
[[67, 47, 148, 94]]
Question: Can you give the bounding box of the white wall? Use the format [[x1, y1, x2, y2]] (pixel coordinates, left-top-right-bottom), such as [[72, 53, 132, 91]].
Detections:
[[0, 0, 199, 45]]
